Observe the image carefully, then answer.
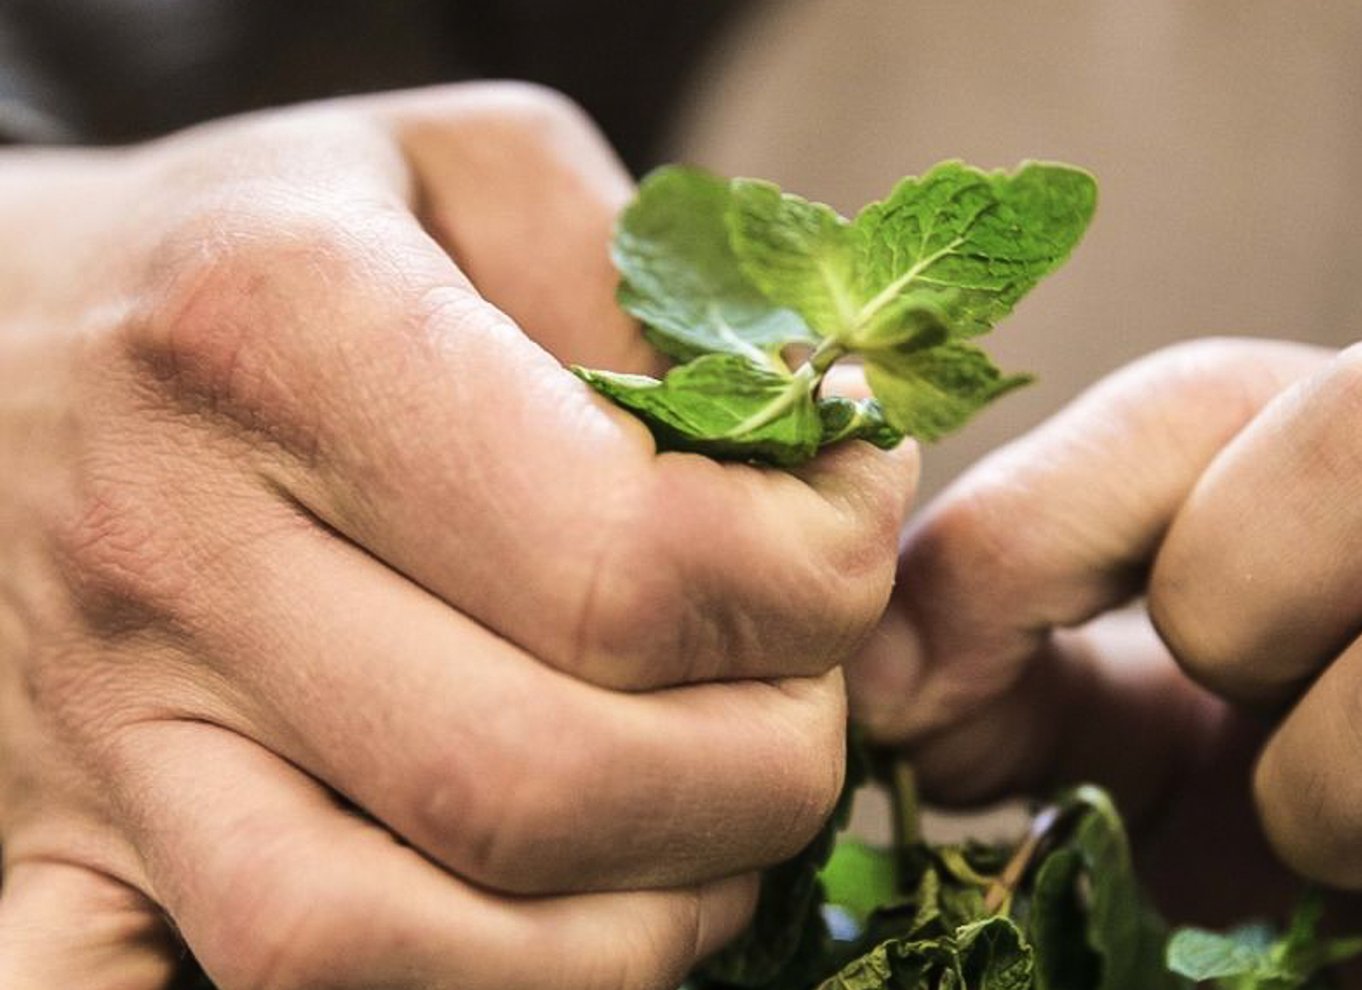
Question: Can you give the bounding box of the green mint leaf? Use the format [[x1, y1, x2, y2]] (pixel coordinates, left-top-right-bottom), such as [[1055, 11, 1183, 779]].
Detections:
[[1047, 786, 1182, 990], [614, 166, 816, 364], [1166, 925, 1285, 985], [864, 340, 1032, 440], [851, 161, 1097, 344], [574, 354, 820, 466], [726, 178, 859, 341], [816, 396, 904, 450], [728, 161, 1096, 352], [1166, 891, 1362, 989], [821, 839, 899, 927], [1031, 848, 1103, 990]]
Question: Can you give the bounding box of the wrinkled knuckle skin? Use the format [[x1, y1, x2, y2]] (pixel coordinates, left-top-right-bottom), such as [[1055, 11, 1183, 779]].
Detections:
[[566, 502, 709, 690], [117, 206, 361, 458], [401, 732, 522, 890], [205, 838, 367, 990], [50, 473, 191, 639], [402, 725, 604, 895]]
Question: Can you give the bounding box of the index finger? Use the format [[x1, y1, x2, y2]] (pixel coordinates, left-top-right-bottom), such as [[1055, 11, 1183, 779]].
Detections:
[[122, 90, 917, 691]]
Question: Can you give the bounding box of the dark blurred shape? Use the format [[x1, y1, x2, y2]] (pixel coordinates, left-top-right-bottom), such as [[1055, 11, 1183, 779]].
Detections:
[[0, 0, 747, 170]]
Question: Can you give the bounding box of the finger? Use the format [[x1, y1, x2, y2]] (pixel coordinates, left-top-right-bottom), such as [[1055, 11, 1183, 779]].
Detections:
[[0, 859, 175, 990], [115, 721, 758, 990], [1151, 343, 1362, 703], [1254, 632, 1362, 889], [140, 505, 849, 895], [125, 101, 917, 692], [367, 82, 663, 374], [847, 338, 1329, 744]]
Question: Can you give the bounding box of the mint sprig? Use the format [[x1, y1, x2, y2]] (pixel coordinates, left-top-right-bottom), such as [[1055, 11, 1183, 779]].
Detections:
[[577, 161, 1097, 463]]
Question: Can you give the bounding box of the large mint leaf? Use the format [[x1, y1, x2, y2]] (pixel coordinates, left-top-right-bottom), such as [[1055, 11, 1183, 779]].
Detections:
[[574, 354, 820, 466], [728, 161, 1095, 352], [851, 161, 1097, 343], [614, 166, 816, 364]]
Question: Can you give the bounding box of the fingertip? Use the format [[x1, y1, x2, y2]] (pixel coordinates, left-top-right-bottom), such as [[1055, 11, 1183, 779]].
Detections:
[[821, 364, 873, 400], [1254, 729, 1362, 890], [694, 873, 762, 960], [845, 602, 925, 743], [795, 435, 920, 536]]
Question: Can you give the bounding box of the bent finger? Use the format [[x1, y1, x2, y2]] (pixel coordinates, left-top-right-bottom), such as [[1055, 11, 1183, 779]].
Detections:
[[1152, 343, 1362, 703], [1254, 634, 1362, 890], [115, 722, 757, 990], [367, 82, 662, 374], [173, 513, 849, 894], [0, 859, 175, 990]]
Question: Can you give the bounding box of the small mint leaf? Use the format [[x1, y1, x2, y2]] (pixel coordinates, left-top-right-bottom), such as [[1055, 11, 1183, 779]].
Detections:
[[864, 341, 1031, 441], [574, 354, 820, 466]]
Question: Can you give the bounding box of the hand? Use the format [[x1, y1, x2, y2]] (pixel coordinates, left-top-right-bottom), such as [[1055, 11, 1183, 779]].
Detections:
[[845, 337, 1362, 921], [0, 83, 918, 989]]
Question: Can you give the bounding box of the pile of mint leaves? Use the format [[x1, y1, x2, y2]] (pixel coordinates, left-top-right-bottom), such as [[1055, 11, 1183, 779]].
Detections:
[[173, 163, 1362, 989]]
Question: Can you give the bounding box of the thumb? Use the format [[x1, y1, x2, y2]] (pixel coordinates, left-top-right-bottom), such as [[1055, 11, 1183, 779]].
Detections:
[[0, 858, 177, 990]]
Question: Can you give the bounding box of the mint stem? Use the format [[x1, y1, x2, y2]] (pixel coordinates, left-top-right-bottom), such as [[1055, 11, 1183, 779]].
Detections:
[[721, 338, 847, 440]]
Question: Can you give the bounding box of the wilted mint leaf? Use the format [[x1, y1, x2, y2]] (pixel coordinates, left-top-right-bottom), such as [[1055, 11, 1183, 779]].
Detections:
[[956, 917, 1035, 990], [614, 166, 815, 364], [574, 354, 820, 466]]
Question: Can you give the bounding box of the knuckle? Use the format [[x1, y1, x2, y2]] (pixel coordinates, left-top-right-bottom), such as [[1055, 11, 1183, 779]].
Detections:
[[123, 204, 350, 401], [209, 840, 359, 989], [400, 723, 590, 893], [565, 482, 707, 688], [764, 686, 847, 856], [401, 733, 515, 885], [50, 474, 188, 636], [471, 80, 600, 141], [115, 203, 367, 456]]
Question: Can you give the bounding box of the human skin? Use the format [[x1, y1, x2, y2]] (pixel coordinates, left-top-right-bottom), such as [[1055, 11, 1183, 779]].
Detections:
[[847, 336, 1362, 921], [0, 83, 918, 989]]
